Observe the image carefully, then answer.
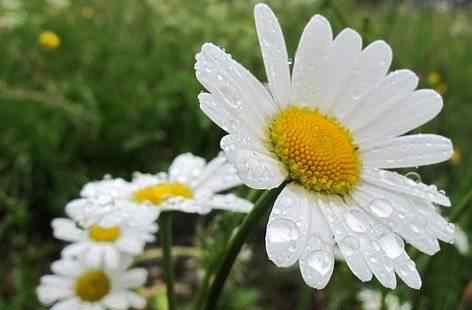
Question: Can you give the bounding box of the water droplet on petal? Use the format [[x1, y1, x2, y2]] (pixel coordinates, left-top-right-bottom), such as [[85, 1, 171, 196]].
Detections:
[[379, 233, 404, 259], [306, 250, 332, 276], [339, 236, 359, 256], [369, 199, 393, 218], [345, 210, 368, 233], [267, 219, 300, 246], [405, 172, 422, 183]]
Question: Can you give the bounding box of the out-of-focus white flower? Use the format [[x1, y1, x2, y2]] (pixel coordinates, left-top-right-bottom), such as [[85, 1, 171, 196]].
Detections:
[[37, 256, 147, 310], [53, 199, 158, 269], [74, 153, 253, 215], [195, 3, 455, 290], [358, 288, 412, 310], [454, 225, 470, 255]]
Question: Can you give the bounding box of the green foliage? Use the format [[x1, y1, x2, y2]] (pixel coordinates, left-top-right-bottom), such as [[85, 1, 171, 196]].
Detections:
[[1, 0, 472, 309]]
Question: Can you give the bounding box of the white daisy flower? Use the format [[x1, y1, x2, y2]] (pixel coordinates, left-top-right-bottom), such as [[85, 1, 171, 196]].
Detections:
[[195, 3, 455, 289], [54, 198, 158, 269], [69, 153, 253, 215], [37, 256, 147, 310]]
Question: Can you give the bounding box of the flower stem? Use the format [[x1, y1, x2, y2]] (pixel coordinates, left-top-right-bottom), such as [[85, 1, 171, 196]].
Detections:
[[202, 183, 286, 310], [159, 212, 176, 310]]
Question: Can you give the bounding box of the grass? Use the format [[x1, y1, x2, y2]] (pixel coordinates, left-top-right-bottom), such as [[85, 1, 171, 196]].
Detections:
[[1, 0, 471, 309]]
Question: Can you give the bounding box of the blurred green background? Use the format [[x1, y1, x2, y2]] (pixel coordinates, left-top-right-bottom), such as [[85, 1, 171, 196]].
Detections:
[[1, 0, 472, 309]]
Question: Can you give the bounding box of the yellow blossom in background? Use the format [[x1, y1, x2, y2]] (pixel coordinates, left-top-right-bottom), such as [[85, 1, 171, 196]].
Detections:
[[81, 7, 95, 18], [428, 71, 442, 85], [451, 147, 462, 166], [38, 31, 61, 50]]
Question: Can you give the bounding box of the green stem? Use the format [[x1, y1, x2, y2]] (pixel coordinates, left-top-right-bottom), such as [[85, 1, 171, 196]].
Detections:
[[202, 184, 286, 310], [194, 189, 262, 310], [159, 212, 176, 310]]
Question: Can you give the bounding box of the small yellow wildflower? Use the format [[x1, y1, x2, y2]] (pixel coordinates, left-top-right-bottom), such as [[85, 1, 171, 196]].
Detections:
[[451, 148, 462, 166], [39, 31, 61, 50], [427, 71, 442, 85]]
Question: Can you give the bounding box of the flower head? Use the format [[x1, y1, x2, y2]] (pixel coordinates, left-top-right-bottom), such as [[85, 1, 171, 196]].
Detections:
[[37, 256, 147, 309], [195, 3, 455, 289], [39, 31, 61, 50], [53, 198, 158, 269], [70, 153, 253, 216]]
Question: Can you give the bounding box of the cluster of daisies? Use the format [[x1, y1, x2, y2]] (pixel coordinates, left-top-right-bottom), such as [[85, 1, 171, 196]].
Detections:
[[37, 153, 252, 310], [39, 2, 458, 310]]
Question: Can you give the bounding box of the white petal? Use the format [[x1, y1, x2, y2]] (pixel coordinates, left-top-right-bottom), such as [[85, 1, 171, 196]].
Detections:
[[208, 194, 253, 213], [221, 135, 287, 190], [298, 193, 335, 289], [62, 242, 89, 258], [355, 89, 443, 144], [103, 292, 129, 310], [84, 246, 104, 268], [362, 168, 450, 207], [52, 218, 84, 242], [40, 275, 73, 288], [193, 153, 242, 193], [292, 15, 333, 106], [334, 40, 392, 120], [353, 184, 442, 255], [120, 269, 148, 288], [317, 198, 373, 283], [313, 28, 363, 112], [362, 134, 453, 169], [168, 153, 206, 184], [80, 178, 129, 199], [344, 69, 418, 131], [195, 43, 277, 139], [199, 92, 234, 133], [321, 198, 397, 289], [254, 3, 291, 106], [50, 298, 81, 310], [116, 237, 145, 255], [126, 292, 146, 309], [394, 253, 422, 289], [36, 286, 73, 305], [51, 260, 82, 277], [265, 184, 311, 267], [104, 247, 120, 270]]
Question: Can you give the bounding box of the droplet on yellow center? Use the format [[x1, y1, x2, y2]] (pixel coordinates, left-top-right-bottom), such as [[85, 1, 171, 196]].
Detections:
[[133, 182, 193, 206], [269, 106, 361, 195], [88, 225, 121, 242], [75, 270, 110, 302]]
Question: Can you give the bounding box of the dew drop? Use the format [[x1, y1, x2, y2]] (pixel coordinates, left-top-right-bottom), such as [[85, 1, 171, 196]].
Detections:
[[267, 218, 300, 245], [339, 236, 359, 256], [405, 171, 422, 183], [369, 199, 393, 218], [345, 210, 368, 233], [306, 251, 332, 276], [379, 233, 404, 259]]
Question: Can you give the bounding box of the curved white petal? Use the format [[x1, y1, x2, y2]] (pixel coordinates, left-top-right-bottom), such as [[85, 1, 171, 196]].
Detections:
[[104, 247, 120, 270], [313, 28, 363, 112], [266, 183, 311, 267], [334, 40, 392, 120], [226, 149, 287, 190], [36, 286, 73, 305], [103, 292, 129, 310], [355, 89, 443, 144], [50, 298, 81, 310], [199, 92, 234, 133], [51, 218, 84, 242], [362, 134, 453, 169], [298, 193, 335, 289], [196, 43, 277, 139], [193, 153, 242, 193], [51, 260, 82, 277], [254, 3, 291, 106], [353, 184, 443, 255], [362, 168, 450, 207], [119, 269, 147, 288], [168, 153, 206, 184], [345, 69, 418, 131], [292, 15, 333, 106], [207, 194, 253, 213]]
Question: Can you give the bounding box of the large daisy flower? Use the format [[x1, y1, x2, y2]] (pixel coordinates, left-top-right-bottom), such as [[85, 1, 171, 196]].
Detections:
[[37, 256, 147, 310], [195, 3, 455, 289], [52, 199, 158, 269], [69, 153, 253, 216]]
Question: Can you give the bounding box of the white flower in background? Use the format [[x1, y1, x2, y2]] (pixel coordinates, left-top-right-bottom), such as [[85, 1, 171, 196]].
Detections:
[[53, 199, 158, 269], [358, 288, 412, 310], [195, 3, 455, 289], [37, 256, 147, 310], [454, 225, 469, 255], [72, 153, 253, 215]]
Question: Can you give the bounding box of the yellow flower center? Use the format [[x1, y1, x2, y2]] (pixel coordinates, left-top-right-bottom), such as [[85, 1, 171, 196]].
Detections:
[[88, 225, 121, 242], [75, 270, 111, 302], [269, 106, 361, 195], [38, 31, 61, 50], [133, 182, 193, 206]]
